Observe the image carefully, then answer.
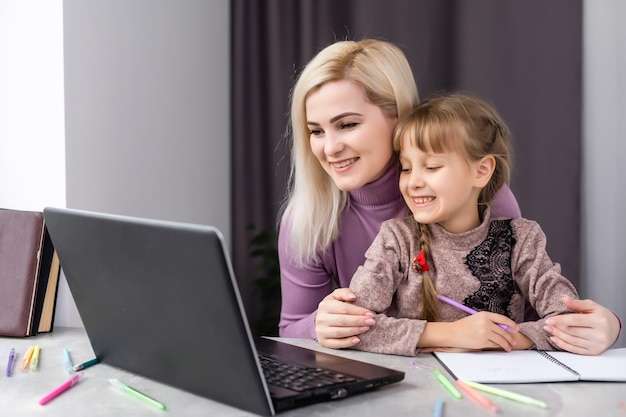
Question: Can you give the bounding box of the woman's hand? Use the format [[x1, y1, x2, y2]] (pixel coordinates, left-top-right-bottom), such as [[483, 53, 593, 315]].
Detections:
[[543, 295, 621, 355], [315, 288, 375, 349]]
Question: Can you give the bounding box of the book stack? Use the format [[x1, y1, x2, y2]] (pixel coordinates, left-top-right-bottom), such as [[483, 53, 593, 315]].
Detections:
[[0, 208, 61, 337]]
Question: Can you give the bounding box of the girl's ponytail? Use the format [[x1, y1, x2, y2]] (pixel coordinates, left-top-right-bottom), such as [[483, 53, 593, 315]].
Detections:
[[415, 223, 438, 321]]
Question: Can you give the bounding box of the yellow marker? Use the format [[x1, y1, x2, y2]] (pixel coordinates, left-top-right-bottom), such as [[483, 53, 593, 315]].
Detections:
[[20, 345, 35, 371], [29, 345, 41, 371]]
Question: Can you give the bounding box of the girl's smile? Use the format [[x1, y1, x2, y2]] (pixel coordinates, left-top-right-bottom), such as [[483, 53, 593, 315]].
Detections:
[[399, 135, 488, 234]]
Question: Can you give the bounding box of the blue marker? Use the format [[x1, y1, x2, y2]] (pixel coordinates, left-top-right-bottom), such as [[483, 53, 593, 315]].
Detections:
[[433, 397, 444, 417], [63, 348, 73, 374]]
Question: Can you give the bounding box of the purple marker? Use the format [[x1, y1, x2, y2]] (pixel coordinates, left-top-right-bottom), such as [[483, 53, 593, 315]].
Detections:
[[6, 348, 15, 377], [437, 294, 515, 332]]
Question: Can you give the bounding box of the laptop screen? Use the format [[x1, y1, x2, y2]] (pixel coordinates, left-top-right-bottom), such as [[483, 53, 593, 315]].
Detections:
[[44, 207, 275, 415], [44, 207, 404, 415]]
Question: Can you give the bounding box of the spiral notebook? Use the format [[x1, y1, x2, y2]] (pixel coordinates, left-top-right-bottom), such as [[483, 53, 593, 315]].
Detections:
[[434, 348, 626, 383]]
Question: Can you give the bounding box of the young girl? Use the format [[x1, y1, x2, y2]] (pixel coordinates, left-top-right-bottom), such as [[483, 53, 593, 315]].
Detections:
[[348, 93, 597, 356]]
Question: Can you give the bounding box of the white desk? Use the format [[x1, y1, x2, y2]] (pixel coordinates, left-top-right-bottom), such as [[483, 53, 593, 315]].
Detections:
[[1, 327, 624, 416]]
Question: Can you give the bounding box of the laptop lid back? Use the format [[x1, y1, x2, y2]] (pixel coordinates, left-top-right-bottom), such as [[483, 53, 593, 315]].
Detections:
[[43, 207, 275, 416]]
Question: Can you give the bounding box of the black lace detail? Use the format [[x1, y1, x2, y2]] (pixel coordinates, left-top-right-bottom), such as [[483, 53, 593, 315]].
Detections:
[[463, 220, 516, 317]]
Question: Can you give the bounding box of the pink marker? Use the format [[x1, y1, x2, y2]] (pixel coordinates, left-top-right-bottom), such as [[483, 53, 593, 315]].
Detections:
[[437, 294, 515, 332], [456, 379, 500, 413], [39, 372, 83, 405]]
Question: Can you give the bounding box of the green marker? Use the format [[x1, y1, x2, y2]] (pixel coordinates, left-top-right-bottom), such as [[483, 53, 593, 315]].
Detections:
[[462, 380, 548, 408], [433, 369, 462, 399], [109, 378, 167, 410], [72, 357, 99, 372]]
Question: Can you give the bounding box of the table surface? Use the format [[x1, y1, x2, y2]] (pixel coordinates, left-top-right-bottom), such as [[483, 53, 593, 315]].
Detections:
[[1, 327, 625, 416]]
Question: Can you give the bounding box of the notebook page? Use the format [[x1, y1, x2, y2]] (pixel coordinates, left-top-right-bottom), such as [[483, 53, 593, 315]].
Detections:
[[433, 350, 579, 383], [547, 348, 626, 382]]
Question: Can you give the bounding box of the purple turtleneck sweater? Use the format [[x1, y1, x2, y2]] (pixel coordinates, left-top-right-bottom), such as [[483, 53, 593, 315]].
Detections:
[[278, 162, 521, 338]]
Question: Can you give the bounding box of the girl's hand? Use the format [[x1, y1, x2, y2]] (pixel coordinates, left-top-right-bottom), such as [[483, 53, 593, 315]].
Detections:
[[420, 312, 520, 352], [543, 296, 621, 355], [315, 288, 376, 349], [448, 313, 520, 352]]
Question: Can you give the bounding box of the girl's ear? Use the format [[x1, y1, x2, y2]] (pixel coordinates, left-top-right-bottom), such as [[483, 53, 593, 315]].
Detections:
[[474, 155, 496, 188]]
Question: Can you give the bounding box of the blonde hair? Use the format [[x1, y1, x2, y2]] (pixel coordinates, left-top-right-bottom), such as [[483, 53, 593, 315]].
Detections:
[[393, 93, 512, 320], [281, 39, 419, 265]]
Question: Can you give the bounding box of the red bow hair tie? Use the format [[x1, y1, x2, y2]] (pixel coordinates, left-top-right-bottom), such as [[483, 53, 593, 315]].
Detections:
[[412, 251, 429, 273]]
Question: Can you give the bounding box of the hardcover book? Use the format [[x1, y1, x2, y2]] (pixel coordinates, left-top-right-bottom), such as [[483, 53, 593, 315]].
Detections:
[[0, 208, 60, 336]]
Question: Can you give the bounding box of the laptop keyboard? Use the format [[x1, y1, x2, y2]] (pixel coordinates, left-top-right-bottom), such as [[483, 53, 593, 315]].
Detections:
[[260, 355, 357, 392]]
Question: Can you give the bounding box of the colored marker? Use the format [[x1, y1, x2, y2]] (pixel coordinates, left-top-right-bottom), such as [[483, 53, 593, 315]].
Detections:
[[20, 345, 35, 371], [6, 348, 16, 377], [63, 348, 73, 374], [30, 345, 41, 371], [72, 357, 99, 372], [463, 380, 548, 409], [39, 372, 83, 405], [109, 378, 166, 410], [437, 294, 515, 332], [433, 369, 462, 399], [456, 379, 499, 412], [433, 397, 444, 417]]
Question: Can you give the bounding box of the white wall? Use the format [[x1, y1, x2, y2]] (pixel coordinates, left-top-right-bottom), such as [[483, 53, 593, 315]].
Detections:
[[0, 1, 65, 211], [0, 1, 75, 325], [582, 0, 626, 348]]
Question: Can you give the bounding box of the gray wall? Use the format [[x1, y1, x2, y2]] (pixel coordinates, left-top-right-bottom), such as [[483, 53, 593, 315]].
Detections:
[[582, 0, 626, 348], [64, 0, 230, 236], [62, 0, 230, 327]]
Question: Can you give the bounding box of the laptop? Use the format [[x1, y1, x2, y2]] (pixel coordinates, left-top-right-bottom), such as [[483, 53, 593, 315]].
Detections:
[[43, 207, 404, 415]]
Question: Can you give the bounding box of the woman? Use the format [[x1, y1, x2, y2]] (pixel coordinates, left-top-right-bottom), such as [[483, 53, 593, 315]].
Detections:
[[278, 39, 620, 355]]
